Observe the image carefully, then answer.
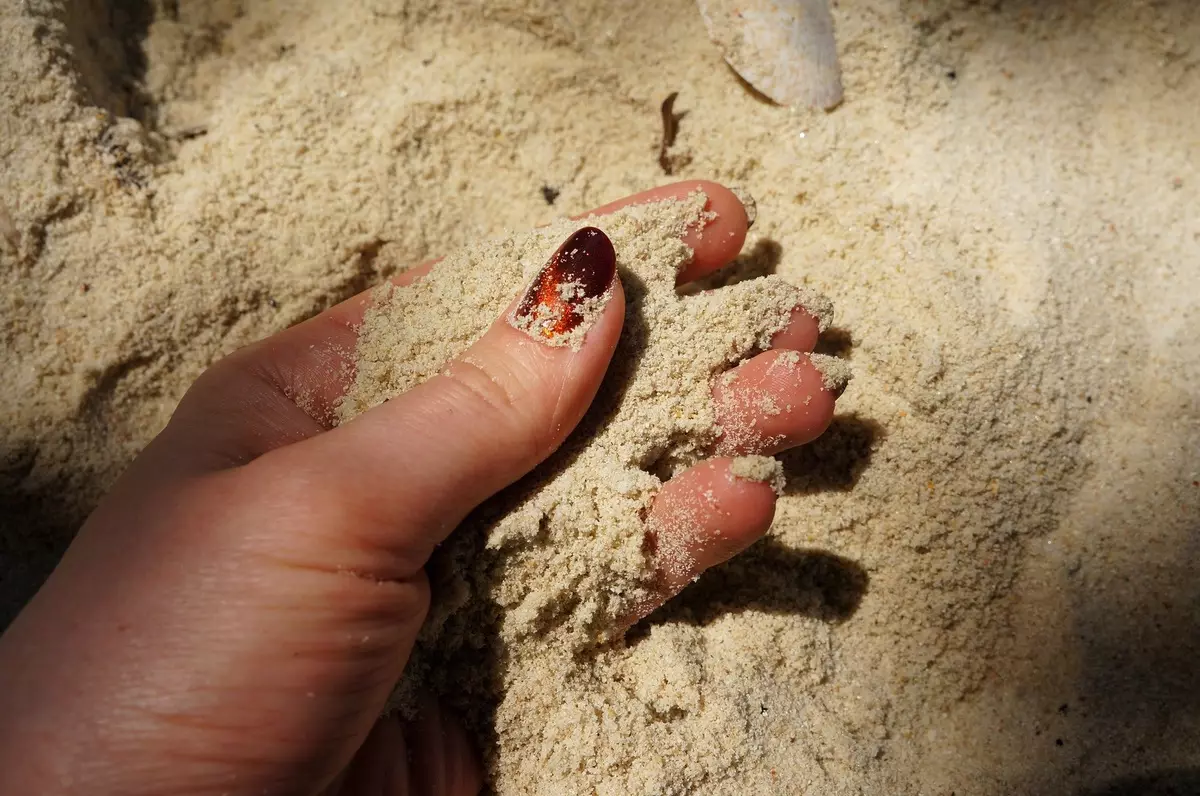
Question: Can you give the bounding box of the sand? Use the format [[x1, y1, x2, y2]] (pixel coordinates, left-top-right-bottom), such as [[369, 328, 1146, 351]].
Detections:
[[338, 194, 826, 789], [1, 0, 1198, 793]]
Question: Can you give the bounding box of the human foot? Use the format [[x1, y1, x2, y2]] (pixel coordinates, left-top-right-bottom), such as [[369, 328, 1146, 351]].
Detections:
[[0, 181, 844, 796], [328, 182, 845, 728]]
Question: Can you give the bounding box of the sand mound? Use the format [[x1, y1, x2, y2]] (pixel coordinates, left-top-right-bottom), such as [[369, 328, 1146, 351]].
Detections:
[[1, 0, 1197, 792]]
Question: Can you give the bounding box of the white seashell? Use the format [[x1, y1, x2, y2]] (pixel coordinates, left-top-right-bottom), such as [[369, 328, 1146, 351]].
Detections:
[[696, 0, 843, 110]]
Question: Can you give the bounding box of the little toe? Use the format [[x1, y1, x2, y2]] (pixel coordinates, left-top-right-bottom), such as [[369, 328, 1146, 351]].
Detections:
[[712, 349, 842, 456], [769, 306, 823, 352], [633, 457, 778, 622]]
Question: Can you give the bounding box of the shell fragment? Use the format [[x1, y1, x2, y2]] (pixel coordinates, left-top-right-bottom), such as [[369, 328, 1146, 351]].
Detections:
[[696, 0, 844, 110]]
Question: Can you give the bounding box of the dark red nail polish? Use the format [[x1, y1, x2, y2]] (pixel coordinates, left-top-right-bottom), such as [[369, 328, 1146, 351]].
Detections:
[[511, 227, 617, 342]]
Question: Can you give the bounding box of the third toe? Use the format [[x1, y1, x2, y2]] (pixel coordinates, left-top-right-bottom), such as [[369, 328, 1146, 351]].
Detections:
[[712, 349, 840, 456]]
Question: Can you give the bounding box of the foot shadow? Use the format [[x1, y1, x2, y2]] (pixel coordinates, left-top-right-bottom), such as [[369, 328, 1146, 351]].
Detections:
[[813, 325, 854, 357], [780, 413, 885, 496], [399, 531, 506, 767], [63, 0, 157, 122], [683, 238, 783, 293], [0, 457, 93, 626], [632, 540, 868, 638]]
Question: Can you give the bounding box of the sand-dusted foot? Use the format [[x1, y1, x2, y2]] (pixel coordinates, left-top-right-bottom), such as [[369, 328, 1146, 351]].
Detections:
[[0, 179, 848, 796], [331, 185, 849, 760], [624, 346, 851, 623], [614, 265, 848, 624]]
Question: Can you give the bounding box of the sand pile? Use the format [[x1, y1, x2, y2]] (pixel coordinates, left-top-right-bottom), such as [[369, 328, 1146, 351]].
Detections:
[[1, 0, 1198, 793]]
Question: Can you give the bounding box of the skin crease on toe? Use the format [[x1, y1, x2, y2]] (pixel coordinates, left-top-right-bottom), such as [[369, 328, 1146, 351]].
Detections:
[[325, 704, 481, 796]]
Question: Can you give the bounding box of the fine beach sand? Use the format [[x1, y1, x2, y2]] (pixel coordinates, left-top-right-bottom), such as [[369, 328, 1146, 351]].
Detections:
[[2, 0, 1198, 793]]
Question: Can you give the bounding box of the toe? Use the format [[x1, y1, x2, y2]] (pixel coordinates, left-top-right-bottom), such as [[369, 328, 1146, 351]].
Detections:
[[582, 180, 750, 285], [635, 457, 777, 620], [712, 350, 839, 456], [769, 306, 823, 352], [673, 182, 751, 284]]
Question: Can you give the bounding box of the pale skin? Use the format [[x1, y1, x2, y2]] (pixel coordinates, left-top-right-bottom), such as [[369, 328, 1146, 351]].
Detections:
[[0, 182, 839, 795]]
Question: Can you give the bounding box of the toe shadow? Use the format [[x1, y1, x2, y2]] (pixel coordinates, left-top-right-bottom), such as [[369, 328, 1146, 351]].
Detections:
[[632, 540, 868, 638], [683, 238, 783, 293], [813, 325, 854, 357], [0, 456, 92, 626], [779, 413, 885, 496], [1079, 770, 1200, 796]]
